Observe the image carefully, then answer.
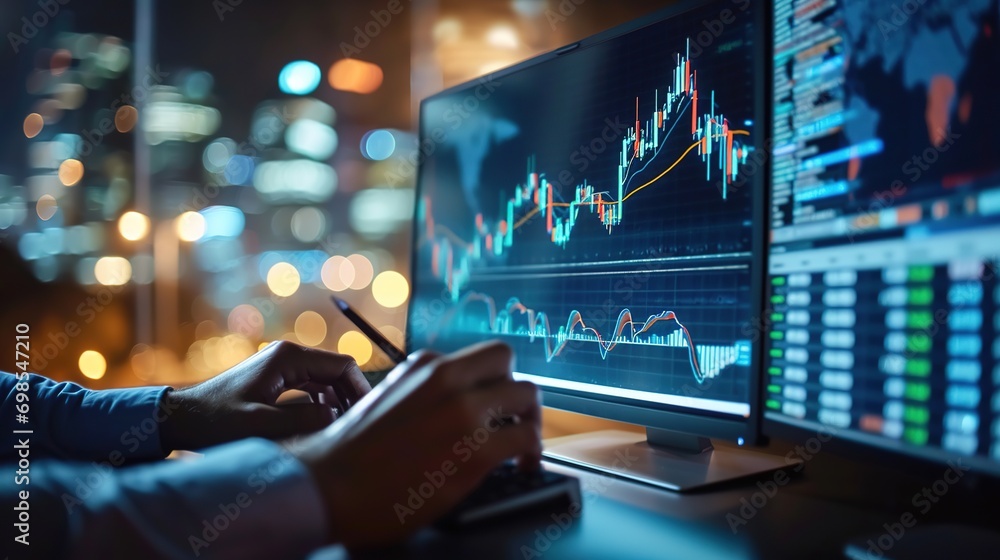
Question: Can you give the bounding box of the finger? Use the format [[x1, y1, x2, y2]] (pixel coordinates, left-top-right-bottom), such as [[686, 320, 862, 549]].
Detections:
[[467, 380, 542, 470], [467, 380, 540, 429], [425, 341, 515, 397], [243, 402, 335, 439], [302, 382, 345, 413], [274, 343, 372, 408]]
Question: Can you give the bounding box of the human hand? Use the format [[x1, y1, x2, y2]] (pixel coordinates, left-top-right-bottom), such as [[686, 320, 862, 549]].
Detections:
[[160, 341, 371, 452], [290, 341, 541, 548]]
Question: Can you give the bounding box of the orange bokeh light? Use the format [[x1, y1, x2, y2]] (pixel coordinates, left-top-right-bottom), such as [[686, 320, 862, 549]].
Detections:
[[328, 59, 384, 94]]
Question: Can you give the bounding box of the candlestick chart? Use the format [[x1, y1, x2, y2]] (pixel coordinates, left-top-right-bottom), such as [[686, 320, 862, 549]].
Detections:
[[410, 3, 758, 408], [421, 39, 754, 301]]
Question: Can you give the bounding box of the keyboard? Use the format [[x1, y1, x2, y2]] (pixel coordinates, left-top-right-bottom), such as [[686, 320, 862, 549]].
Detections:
[[437, 463, 581, 527]]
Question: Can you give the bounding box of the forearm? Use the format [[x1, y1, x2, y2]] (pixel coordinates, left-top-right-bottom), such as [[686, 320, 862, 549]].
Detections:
[[1, 373, 171, 462], [2, 438, 327, 559]]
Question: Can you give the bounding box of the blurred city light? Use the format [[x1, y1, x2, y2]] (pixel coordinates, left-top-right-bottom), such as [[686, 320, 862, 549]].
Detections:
[[347, 253, 374, 290], [328, 59, 383, 94], [145, 96, 221, 144], [486, 25, 520, 49], [23, 113, 44, 138], [321, 255, 353, 292], [202, 137, 236, 173], [372, 271, 409, 308], [223, 155, 255, 185], [360, 129, 396, 161], [114, 105, 139, 133], [266, 262, 300, 297], [290, 207, 326, 243], [253, 160, 337, 203], [79, 350, 107, 380], [349, 188, 414, 238], [95, 256, 132, 286], [176, 211, 207, 242], [228, 304, 265, 339], [199, 206, 246, 239], [58, 158, 84, 186], [285, 119, 338, 160], [294, 311, 327, 346], [433, 19, 462, 44], [118, 211, 150, 241], [36, 195, 58, 221], [279, 61, 322, 95], [337, 330, 373, 366]]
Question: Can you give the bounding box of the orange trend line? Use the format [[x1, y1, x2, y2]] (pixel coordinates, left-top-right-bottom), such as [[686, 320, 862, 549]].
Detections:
[[509, 129, 749, 230], [621, 140, 701, 202]]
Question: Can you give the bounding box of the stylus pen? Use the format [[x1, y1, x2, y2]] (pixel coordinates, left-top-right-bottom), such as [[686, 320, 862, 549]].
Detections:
[[331, 295, 408, 364]]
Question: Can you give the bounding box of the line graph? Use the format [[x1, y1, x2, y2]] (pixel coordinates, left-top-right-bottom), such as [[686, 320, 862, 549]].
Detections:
[[428, 291, 751, 384], [422, 38, 753, 299]]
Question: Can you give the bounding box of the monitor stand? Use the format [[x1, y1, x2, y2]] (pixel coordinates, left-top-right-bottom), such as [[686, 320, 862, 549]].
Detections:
[[543, 428, 798, 492]]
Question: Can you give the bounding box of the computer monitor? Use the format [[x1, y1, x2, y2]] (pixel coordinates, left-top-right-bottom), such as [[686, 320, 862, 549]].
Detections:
[[765, 0, 1000, 476], [408, 0, 789, 490]]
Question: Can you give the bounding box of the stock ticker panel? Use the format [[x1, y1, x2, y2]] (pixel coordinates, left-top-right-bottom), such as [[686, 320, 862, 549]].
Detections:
[[411, 2, 758, 410], [766, 0, 1000, 464]]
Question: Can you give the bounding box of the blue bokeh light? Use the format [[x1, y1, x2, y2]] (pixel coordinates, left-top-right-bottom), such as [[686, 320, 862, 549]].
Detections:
[[361, 129, 396, 161], [278, 61, 322, 95]]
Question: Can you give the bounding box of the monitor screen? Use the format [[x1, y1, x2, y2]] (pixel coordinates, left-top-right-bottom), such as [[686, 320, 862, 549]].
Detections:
[[766, 0, 1000, 472], [409, 1, 761, 423]]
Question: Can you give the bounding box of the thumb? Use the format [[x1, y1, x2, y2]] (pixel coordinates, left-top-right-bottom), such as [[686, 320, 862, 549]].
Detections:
[[244, 403, 336, 440]]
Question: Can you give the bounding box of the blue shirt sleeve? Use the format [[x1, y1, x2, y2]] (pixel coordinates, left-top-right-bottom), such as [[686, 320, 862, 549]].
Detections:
[[0, 372, 170, 463], [3, 438, 328, 559]]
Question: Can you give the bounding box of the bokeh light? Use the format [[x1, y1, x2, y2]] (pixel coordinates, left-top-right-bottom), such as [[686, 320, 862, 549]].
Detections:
[[58, 158, 84, 186], [290, 207, 326, 243], [202, 137, 236, 173], [176, 211, 207, 242], [95, 256, 132, 286], [347, 253, 374, 290], [328, 59, 384, 94], [118, 211, 150, 241], [361, 129, 396, 161], [79, 350, 107, 380], [23, 113, 44, 138], [486, 25, 520, 49], [372, 271, 409, 308], [285, 119, 338, 160], [321, 255, 354, 292], [228, 304, 265, 339], [115, 105, 139, 133], [279, 60, 322, 95], [50, 49, 72, 75], [200, 206, 246, 238], [294, 311, 327, 347], [36, 195, 58, 221], [266, 262, 300, 297], [338, 331, 373, 366]]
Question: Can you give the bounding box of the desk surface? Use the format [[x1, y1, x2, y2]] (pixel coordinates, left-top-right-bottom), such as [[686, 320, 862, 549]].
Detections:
[[309, 455, 889, 560], [306, 409, 999, 560]]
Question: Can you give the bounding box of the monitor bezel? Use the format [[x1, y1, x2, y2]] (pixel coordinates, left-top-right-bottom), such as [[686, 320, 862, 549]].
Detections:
[[408, 0, 771, 445], [759, 0, 1000, 478]]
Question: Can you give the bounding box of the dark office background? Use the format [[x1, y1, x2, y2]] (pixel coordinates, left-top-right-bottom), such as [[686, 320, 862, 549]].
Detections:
[[0, 0, 677, 388]]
